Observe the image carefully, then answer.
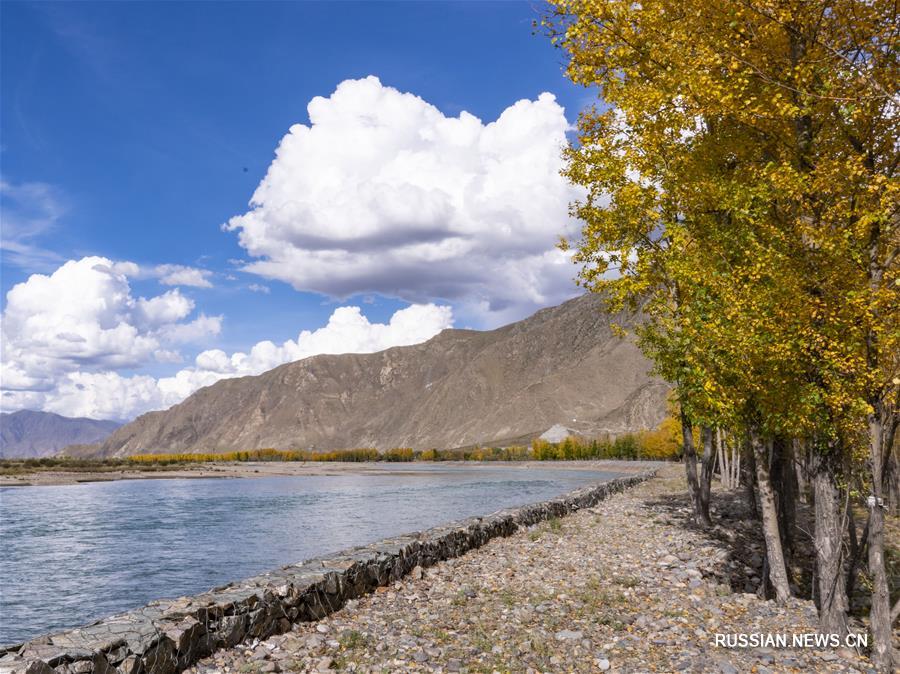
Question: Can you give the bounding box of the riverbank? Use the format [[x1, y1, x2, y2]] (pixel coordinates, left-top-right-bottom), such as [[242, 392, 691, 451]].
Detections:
[[186, 464, 877, 674], [0, 459, 657, 487]]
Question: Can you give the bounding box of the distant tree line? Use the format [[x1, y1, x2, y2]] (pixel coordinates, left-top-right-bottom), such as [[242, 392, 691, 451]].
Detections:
[[125, 428, 683, 465]]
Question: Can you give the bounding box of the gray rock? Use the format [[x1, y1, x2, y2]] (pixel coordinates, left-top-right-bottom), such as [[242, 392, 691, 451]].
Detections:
[[0, 655, 26, 674], [304, 634, 325, 650], [717, 660, 738, 674], [24, 663, 55, 674]]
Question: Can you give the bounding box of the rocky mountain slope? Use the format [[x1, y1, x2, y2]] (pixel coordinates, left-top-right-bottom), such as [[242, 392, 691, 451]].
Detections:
[[96, 294, 669, 457], [0, 410, 121, 458]]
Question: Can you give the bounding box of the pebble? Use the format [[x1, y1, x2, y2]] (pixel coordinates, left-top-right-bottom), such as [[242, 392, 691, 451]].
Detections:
[[717, 660, 738, 674], [184, 464, 876, 674]]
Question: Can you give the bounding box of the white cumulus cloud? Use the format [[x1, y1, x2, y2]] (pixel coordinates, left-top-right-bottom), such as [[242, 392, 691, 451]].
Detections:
[[155, 265, 214, 288], [225, 76, 583, 326], [10, 372, 170, 422], [1, 258, 452, 420], [112, 261, 214, 288], [0, 256, 221, 397]]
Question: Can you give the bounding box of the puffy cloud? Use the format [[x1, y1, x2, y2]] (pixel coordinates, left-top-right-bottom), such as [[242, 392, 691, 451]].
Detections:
[[156, 314, 224, 344], [155, 265, 214, 288], [112, 261, 214, 288], [247, 283, 270, 294], [225, 76, 584, 326], [110, 260, 141, 277], [6, 372, 169, 422], [0, 257, 221, 395], [1, 296, 452, 421], [134, 290, 195, 328]]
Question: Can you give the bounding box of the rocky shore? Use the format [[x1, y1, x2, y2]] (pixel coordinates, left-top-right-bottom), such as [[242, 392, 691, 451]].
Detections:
[[185, 465, 876, 674]]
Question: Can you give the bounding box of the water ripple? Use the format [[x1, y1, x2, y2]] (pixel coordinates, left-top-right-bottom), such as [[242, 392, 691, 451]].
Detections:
[[0, 464, 619, 644]]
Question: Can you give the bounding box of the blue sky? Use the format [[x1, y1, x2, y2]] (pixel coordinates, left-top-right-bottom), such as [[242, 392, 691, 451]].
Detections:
[[1, 1, 595, 419]]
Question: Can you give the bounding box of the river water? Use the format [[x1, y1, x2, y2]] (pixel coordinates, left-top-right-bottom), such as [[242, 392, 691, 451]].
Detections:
[[0, 463, 622, 645]]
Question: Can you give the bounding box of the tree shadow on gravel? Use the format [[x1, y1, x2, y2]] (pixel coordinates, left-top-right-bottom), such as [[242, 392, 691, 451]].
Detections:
[[643, 488, 818, 602]]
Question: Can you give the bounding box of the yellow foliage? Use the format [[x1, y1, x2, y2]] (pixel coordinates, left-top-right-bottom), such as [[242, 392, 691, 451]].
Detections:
[[127, 431, 682, 466], [637, 416, 683, 460], [542, 0, 898, 453]]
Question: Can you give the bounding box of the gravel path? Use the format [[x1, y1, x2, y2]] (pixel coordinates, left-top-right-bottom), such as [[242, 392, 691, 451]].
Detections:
[[186, 465, 876, 673]]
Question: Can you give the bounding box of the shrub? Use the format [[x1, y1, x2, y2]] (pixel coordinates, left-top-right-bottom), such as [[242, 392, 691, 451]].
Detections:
[[636, 415, 683, 460], [382, 447, 415, 462], [612, 434, 640, 459]]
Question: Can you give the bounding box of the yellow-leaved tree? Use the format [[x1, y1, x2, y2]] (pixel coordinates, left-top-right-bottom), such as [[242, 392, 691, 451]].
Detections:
[[544, 0, 898, 667]]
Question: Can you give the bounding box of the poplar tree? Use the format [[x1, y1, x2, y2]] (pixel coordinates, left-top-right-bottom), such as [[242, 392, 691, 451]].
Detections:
[[545, 0, 898, 667]]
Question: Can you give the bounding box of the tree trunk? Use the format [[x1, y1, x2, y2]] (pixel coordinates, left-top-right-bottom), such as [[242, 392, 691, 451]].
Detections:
[[699, 426, 715, 525], [867, 412, 894, 672], [884, 446, 899, 516], [717, 428, 728, 487], [883, 415, 899, 515], [861, 180, 897, 671], [731, 434, 741, 489], [681, 410, 711, 527], [846, 508, 868, 601], [758, 554, 774, 600], [811, 448, 849, 636], [750, 426, 792, 603], [718, 429, 740, 489], [769, 437, 796, 568], [744, 434, 759, 519], [777, 436, 798, 557], [794, 438, 809, 504]]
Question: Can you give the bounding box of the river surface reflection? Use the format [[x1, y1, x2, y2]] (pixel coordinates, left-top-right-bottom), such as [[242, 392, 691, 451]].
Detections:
[[0, 463, 623, 644]]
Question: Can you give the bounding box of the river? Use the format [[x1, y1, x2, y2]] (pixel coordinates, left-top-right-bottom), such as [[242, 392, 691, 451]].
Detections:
[[0, 463, 623, 644]]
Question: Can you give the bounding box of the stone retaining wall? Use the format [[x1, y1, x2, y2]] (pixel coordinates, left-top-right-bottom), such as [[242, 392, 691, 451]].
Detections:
[[1, 470, 656, 674]]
